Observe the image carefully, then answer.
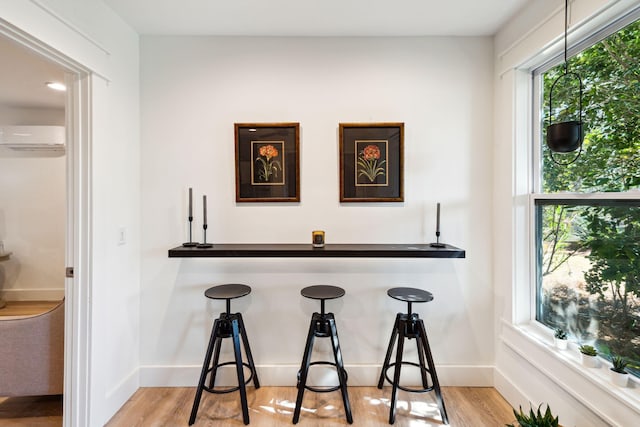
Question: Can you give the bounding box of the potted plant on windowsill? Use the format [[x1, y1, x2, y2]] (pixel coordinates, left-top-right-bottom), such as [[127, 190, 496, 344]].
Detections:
[[610, 355, 629, 387], [579, 344, 598, 368], [554, 328, 568, 350], [506, 403, 561, 427]]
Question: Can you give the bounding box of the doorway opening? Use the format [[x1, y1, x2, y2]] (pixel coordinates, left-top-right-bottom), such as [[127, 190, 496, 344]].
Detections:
[[0, 20, 91, 427]]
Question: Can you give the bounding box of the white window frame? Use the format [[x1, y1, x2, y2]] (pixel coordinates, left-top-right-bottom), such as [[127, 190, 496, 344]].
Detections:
[[529, 9, 640, 334], [499, 5, 640, 423]]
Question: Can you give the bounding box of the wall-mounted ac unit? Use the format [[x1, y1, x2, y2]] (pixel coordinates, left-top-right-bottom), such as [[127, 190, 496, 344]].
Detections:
[[0, 125, 65, 151]]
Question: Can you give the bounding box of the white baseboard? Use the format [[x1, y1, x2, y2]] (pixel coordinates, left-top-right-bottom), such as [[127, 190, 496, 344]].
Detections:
[[140, 364, 495, 388], [102, 368, 140, 425], [1, 288, 65, 300], [494, 366, 529, 408]]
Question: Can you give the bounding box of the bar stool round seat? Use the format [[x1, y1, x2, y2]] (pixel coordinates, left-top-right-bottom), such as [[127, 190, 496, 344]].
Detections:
[[378, 286, 448, 425], [293, 285, 352, 424], [189, 283, 259, 426], [387, 287, 433, 303], [205, 283, 251, 300], [301, 284, 345, 300]]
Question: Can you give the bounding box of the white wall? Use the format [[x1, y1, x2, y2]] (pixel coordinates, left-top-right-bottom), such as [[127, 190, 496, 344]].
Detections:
[[139, 36, 495, 387], [493, 0, 640, 425], [0, 1, 141, 425], [0, 106, 65, 300]]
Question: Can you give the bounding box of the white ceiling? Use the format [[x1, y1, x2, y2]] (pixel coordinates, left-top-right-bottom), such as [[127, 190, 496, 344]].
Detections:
[[0, 37, 66, 111], [0, 0, 530, 111], [103, 0, 529, 36]]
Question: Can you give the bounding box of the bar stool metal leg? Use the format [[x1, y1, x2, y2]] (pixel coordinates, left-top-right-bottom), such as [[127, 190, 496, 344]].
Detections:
[[329, 316, 353, 424], [238, 313, 260, 388], [231, 318, 250, 425], [189, 318, 220, 425], [414, 320, 431, 390], [389, 324, 406, 424], [293, 314, 317, 424], [417, 319, 448, 424], [207, 318, 224, 389], [378, 314, 400, 389]]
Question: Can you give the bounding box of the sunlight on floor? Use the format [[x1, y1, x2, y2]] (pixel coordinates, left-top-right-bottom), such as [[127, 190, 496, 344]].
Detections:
[[366, 394, 444, 426], [248, 390, 446, 425]]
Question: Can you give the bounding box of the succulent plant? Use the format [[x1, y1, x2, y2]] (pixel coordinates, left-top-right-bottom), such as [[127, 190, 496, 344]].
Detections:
[[579, 344, 597, 356], [611, 355, 628, 374], [506, 404, 560, 427], [553, 328, 567, 340]]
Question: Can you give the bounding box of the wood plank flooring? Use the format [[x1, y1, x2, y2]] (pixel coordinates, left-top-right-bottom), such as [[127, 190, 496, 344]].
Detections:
[[0, 387, 516, 426], [0, 301, 61, 319], [0, 395, 62, 426], [106, 386, 515, 426]]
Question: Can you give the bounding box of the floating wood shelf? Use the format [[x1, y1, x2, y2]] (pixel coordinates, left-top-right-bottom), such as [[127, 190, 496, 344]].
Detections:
[[168, 243, 465, 258]]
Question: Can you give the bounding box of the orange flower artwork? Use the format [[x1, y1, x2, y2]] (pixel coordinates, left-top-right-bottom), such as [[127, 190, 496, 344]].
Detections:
[[357, 144, 386, 182], [255, 144, 282, 182]]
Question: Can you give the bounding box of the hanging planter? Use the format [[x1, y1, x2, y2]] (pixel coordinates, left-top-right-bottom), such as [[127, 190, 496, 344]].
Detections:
[[547, 72, 583, 153], [545, 0, 584, 165]]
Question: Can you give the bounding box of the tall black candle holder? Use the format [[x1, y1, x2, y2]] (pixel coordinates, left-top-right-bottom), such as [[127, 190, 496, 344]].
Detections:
[[429, 202, 445, 248], [197, 224, 213, 248], [183, 216, 199, 247]]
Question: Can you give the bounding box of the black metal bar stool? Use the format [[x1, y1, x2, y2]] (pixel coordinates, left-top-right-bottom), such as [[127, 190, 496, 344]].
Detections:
[[377, 287, 448, 425], [293, 285, 353, 424], [189, 284, 260, 425]]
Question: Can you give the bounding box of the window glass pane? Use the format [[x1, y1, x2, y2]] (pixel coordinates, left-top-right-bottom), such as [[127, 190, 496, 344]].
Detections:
[[536, 201, 640, 377], [541, 19, 640, 193]]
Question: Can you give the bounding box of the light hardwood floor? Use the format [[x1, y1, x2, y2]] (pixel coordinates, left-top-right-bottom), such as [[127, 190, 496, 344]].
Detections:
[[0, 300, 60, 318], [0, 387, 515, 426], [106, 386, 515, 426], [0, 395, 63, 426]]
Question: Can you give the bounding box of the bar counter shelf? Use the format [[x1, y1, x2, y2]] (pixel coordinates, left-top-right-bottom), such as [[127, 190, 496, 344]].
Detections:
[[168, 243, 465, 258]]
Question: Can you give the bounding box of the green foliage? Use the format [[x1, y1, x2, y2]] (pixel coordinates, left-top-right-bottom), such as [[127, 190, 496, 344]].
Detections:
[[539, 19, 640, 373], [582, 206, 640, 335], [579, 344, 597, 356], [541, 205, 583, 276], [542, 20, 640, 192], [554, 328, 567, 340], [611, 355, 629, 373], [506, 404, 560, 427]]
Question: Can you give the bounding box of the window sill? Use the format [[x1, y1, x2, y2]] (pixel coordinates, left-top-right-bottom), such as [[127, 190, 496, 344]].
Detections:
[[500, 319, 640, 423]]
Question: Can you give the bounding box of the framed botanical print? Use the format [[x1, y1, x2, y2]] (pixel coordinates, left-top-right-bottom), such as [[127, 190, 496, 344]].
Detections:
[[234, 123, 300, 202], [339, 122, 404, 202]]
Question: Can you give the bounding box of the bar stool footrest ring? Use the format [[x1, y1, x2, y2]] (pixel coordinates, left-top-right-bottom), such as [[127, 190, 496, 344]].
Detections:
[[382, 361, 434, 393], [203, 361, 255, 394], [297, 361, 348, 393]]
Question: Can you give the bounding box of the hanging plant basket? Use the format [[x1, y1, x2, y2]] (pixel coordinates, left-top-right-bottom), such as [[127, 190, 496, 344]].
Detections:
[[545, 0, 585, 165], [547, 71, 584, 154]]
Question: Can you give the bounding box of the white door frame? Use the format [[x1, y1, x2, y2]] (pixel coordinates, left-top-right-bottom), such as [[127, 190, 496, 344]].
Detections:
[[64, 70, 92, 427], [0, 20, 92, 427]]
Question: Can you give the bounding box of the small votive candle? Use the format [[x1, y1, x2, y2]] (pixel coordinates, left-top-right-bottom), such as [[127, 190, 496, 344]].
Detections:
[[312, 230, 325, 248]]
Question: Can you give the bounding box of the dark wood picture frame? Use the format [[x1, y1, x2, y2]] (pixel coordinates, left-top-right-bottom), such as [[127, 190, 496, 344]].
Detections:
[[339, 122, 404, 202], [235, 123, 300, 202]]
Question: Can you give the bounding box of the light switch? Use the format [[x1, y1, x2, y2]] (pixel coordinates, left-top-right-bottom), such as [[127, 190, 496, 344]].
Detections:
[[118, 227, 126, 245]]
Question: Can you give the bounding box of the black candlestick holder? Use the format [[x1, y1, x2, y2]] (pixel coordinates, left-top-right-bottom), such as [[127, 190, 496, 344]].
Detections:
[[197, 224, 213, 248], [430, 231, 445, 248], [183, 216, 199, 247]]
